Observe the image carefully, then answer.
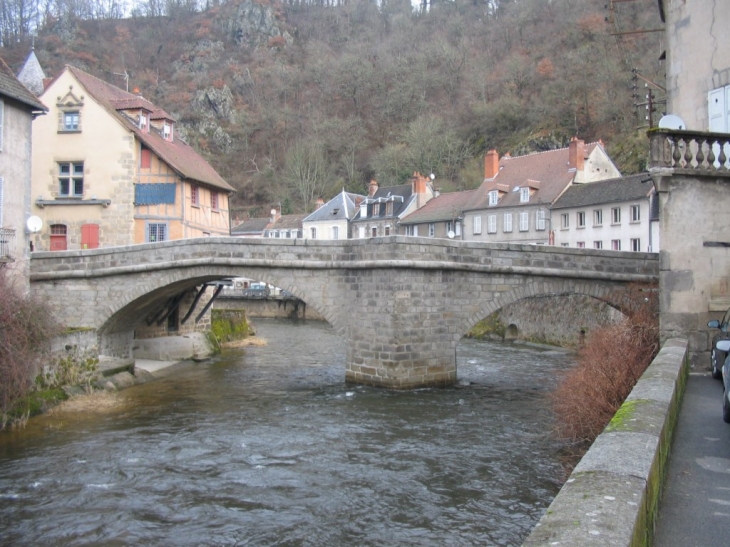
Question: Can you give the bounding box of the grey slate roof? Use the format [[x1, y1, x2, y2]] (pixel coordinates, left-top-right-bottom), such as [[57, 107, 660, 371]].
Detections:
[[0, 57, 46, 112], [352, 184, 414, 222], [17, 49, 46, 96], [232, 217, 271, 236], [303, 190, 365, 222], [551, 173, 654, 210]]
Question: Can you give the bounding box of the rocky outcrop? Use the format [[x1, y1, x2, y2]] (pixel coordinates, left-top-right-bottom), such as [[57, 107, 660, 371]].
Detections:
[[220, 0, 292, 49]]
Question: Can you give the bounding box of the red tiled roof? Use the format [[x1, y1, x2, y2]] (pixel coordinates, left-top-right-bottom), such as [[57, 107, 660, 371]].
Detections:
[[400, 190, 477, 224], [469, 143, 599, 210], [66, 66, 233, 193]]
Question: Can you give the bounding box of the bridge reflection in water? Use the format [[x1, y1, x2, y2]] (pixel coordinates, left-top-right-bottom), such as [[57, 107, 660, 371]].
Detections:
[[0, 318, 575, 546]]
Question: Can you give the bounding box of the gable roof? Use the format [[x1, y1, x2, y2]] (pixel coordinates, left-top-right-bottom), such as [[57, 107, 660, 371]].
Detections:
[[551, 173, 654, 209], [271, 214, 306, 231], [303, 190, 366, 222], [62, 66, 233, 193], [232, 217, 271, 236], [469, 143, 601, 210], [400, 189, 477, 225], [0, 57, 46, 112]]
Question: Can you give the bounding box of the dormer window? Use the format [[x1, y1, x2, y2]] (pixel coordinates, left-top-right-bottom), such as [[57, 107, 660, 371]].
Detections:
[[360, 203, 367, 218], [139, 112, 148, 131], [373, 203, 381, 216], [488, 190, 499, 206], [520, 187, 530, 203], [386, 201, 393, 216], [163, 121, 173, 141]]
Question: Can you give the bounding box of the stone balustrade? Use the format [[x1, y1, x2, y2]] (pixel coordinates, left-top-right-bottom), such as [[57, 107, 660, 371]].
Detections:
[[649, 128, 730, 173]]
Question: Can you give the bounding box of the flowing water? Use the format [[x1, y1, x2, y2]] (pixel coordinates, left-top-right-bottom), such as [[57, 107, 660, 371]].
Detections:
[[0, 318, 575, 547]]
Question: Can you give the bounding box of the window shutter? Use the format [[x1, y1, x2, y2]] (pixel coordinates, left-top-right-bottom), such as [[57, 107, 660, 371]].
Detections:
[[709, 87, 727, 132], [81, 224, 100, 249]]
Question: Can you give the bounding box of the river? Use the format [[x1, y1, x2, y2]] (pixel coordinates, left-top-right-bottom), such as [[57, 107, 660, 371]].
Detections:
[[0, 318, 574, 547]]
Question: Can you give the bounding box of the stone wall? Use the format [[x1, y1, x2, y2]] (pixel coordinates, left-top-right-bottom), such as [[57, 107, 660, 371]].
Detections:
[[214, 296, 325, 321]]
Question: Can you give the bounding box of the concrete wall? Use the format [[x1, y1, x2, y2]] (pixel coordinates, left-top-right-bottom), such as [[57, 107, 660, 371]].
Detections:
[[522, 338, 688, 547], [215, 296, 325, 321]]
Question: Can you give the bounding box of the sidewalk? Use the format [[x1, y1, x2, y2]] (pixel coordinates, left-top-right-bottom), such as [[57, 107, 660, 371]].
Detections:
[[654, 372, 730, 546]]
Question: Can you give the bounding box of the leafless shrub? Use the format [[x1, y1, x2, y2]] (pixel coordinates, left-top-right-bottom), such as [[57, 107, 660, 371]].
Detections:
[[551, 285, 660, 453], [0, 270, 58, 427]]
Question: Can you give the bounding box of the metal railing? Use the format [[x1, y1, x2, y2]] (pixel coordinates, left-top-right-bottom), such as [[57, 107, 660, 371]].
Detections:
[[649, 128, 730, 172], [0, 228, 16, 261]]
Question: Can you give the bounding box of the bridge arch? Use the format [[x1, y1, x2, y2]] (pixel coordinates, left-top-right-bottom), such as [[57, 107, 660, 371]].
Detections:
[[30, 237, 658, 388]]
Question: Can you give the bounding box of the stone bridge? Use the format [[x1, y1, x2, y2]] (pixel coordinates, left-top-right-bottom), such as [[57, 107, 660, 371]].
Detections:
[[30, 236, 658, 388]]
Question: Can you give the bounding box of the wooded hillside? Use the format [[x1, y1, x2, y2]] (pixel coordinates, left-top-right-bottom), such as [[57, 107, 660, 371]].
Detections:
[[0, 0, 664, 217]]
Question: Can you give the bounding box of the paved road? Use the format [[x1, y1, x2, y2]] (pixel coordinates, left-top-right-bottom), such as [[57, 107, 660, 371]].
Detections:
[[654, 372, 730, 546]]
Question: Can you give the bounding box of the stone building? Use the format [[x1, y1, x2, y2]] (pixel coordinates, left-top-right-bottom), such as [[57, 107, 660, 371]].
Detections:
[[0, 57, 47, 292], [30, 65, 235, 251]]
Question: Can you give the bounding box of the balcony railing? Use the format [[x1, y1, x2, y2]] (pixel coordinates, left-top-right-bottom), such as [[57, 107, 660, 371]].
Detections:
[[649, 129, 730, 173], [0, 228, 16, 261]]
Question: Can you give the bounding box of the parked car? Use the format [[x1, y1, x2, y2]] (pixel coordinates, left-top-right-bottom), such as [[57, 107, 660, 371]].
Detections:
[[714, 340, 730, 423], [707, 307, 730, 379]]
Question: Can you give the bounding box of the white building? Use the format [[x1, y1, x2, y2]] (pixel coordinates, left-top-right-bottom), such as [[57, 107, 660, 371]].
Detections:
[[302, 189, 365, 240], [551, 173, 659, 252]]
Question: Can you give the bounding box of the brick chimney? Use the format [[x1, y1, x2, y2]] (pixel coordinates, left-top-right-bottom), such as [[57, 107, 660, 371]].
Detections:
[[484, 150, 499, 179], [368, 179, 379, 197], [568, 137, 585, 171], [315, 197, 324, 210], [412, 172, 429, 208]]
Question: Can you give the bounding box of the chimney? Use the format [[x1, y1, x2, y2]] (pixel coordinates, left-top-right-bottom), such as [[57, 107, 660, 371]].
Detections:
[[315, 197, 325, 210], [484, 150, 499, 179], [568, 137, 585, 171], [368, 179, 379, 198], [412, 172, 429, 208]]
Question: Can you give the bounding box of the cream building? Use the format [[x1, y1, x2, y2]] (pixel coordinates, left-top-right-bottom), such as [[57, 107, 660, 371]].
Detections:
[[31, 66, 234, 251]]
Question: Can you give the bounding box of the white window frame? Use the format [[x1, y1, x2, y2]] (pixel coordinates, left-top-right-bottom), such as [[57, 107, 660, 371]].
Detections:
[[455, 222, 460, 236], [630, 204, 640, 222], [0, 99, 4, 151], [577, 241, 585, 248], [373, 203, 380, 216], [594, 241, 603, 249], [429, 223, 435, 237], [310, 227, 317, 239], [147, 222, 168, 242], [487, 214, 497, 234], [593, 209, 603, 226], [58, 162, 84, 197], [360, 204, 367, 219], [0, 177, 4, 227], [561, 213, 569, 229], [163, 122, 172, 141], [612, 239, 621, 250], [488, 191, 498, 206], [535, 210, 546, 231], [519, 211, 529, 232], [63, 111, 80, 131], [473, 215, 482, 235], [332, 225, 339, 240], [577, 211, 586, 228], [709, 85, 730, 133], [503, 213, 512, 233], [611, 207, 621, 225], [631, 238, 641, 252], [358, 226, 365, 238], [520, 187, 530, 203]]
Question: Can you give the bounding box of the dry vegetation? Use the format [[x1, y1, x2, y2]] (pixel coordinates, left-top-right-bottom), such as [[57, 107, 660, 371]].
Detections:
[[551, 286, 660, 455]]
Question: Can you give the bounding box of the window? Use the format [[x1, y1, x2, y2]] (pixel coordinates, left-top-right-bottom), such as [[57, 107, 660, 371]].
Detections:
[[577, 241, 585, 248], [561, 213, 569, 229], [709, 85, 730, 132], [611, 207, 621, 224], [211, 192, 219, 211], [360, 204, 367, 219], [446, 221, 453, 234], [63, 111, 79, 131], [630, 204, 640, 222], [535, 210, 546, 231], [631, 238, 641, 252], [593, 209, 603, 226], [139, 112, 148, 131], [488, 190, 498, 206], [503, 213, 513, 233], [147, 223, 167, 242], [310, 227, 317, 239], [332, 225, 339, 239], [455, 222, 460, 236], [594, 241, 603, 249], [429, 223, 435, 237], [0, 177, 3, 227], [385, 225, 390, 236], [561, 243, 569, 247], [487, 215, 497, 234], [520, 187, 530, 203], [612, 239, 621, 250], [577, 211, 586, 228], [163, 122, 172, 141], [405, 225, 415, 236], [191, 185, 199, 206], [140, 147, 152, 169], [0, 99, 3, 150], [373, 203, 380, 216], [519, 211, 529, 231], [58, 162, 84, 197], [386, 201, 393, 216], [473, 215, 482, 235], [371, 227, 377, 237]]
